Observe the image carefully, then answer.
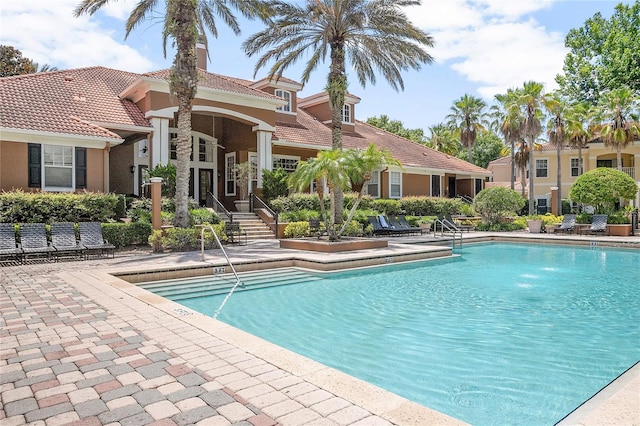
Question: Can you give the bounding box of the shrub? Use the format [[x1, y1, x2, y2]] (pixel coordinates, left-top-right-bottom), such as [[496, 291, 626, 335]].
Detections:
[[148, 163, 177, 197], [279, 209, 319, 222], [473, 187, 525, 225], [372, 199, 402, 215], [262, 168, 290, 202], [101, 222, 152, 248], [190, 208, 219, 225], [342, 220, 365, 237], [283, 221, 310, 238], [569, 168, 638, 213], [149, 223, 226, 252]]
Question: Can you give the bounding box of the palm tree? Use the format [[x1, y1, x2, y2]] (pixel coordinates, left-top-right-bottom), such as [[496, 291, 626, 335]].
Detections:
[[596, 86, 640, 171], [565, 102, 596, 178], [501, 139, 542, 197], [244, 0, 434, 225], [75, 0, 266, 228], [492, 89, 521, 190], [446, 94, 486, 163], [518, 81, 545, 215], [426, 123, 459, 155], [542, 91, 568, 213]]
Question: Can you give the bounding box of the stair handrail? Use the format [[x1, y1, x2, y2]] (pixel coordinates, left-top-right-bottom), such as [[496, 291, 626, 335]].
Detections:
[[207, 191, 233, 223], [457, 195, 473, 205], [433, 218, 463, 249], [249, 193, 279, 233]]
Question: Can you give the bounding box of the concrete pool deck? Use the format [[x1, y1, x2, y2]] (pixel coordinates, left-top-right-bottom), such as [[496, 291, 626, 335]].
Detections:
[[1, 232, 639, 425]]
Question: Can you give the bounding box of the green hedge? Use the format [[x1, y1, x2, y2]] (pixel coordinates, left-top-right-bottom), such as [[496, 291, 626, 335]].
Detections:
[[0, 191, 118, 223], [101, 222, 152, 248]]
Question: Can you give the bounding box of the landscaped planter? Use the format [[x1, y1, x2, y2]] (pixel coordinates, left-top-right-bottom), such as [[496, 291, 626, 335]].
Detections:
[[526, 219, 543, 233], [607, 224, 632, 236], [280, 238, 388, 253]]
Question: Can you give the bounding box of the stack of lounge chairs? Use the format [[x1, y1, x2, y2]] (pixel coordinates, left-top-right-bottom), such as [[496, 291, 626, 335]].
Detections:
[[0, 222, 114, 264], [367, 215, 424, 236]]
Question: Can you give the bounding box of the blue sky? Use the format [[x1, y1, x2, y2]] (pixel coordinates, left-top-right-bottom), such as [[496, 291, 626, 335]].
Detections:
[[0, 0, 630, 132]]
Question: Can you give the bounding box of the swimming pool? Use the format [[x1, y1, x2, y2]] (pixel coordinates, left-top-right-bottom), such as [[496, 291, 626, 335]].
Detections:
[[156, 243, 640, 425]]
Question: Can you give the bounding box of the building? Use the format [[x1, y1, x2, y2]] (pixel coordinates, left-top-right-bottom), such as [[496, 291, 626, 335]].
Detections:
[[0, 45, 490, 210], [487, 141, 640, 211]]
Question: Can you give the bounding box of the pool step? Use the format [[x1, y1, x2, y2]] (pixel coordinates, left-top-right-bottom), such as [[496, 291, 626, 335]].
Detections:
[[138, 268, 322, 300]]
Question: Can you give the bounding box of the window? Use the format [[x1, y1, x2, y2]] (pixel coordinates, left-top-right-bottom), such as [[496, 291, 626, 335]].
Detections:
[[570, 158, 580, 177], [536, 159, 548, 177], [225, 153, 236, 196], [44, 145, 73, 189], [198, 137, 214, 162], [475, 178, 483, 195], [169, 131, 193, 161], [537, 198, 548, 214], [275, 89, 291, 112], [272, 156, 299, 172], [431, 175, 441, 197], [366, 171, 380, 198], [389, 171, 402, 198], [342, 104, 351, 123]]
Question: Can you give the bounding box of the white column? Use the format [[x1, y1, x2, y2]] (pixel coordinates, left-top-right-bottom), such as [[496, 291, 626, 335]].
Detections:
[[255, 130, 273, 188], [150, 117, 169, 168]]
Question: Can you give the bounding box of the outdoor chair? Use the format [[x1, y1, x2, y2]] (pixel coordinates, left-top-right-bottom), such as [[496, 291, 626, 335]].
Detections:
[[581, 214, 609, 235], [51, 222, 84, 260], [224, 222, 247, 245], [78, 222, 115, 258], [0, 223, 23, 263], [435, 215, 462, 233], [445, 214, 474, 232], [367, 216, 389, 236], [398, 215, 427, 235], [388, 216, 420, 235], [308, 219, 325, 239], [553, 214, 577, 235], [19, 223, 55, 262]]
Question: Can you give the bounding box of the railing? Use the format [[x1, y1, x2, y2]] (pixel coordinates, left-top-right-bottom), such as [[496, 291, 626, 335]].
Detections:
[[199, 225, 243, 319], [207, 191, 233, 223], [457, 195, 473, 205], [621, 167, 636, 180], [433, 218, 463, 249], [250, 193, 279, 233]]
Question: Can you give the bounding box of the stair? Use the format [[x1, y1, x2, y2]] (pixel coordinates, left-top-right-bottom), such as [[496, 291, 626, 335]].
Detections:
[[229, 212, 276, 240], [138, 268, 322, 300]]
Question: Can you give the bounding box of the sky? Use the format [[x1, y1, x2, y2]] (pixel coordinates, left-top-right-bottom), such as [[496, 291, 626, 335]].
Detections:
[[0, 0, 631, 133]]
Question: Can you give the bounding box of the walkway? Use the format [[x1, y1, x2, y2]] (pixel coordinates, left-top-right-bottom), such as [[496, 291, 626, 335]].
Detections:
[[1, 233, 638, 425]]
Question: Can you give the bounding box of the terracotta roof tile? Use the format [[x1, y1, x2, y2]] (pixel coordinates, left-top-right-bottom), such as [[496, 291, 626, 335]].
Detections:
[[0, 66, 150, 139]]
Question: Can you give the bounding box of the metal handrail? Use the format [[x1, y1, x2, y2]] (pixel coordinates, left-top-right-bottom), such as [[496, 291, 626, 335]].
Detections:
[[250, 193, 279, 233], [207, 191, 233, 223], [433, 218, 462, 248]]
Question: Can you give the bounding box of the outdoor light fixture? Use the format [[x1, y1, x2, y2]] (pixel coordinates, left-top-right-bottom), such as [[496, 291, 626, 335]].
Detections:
[[130, 166, 136, 173]]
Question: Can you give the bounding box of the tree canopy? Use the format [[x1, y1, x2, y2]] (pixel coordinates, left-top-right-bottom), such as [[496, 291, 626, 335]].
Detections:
[[568, 168, 638, 213], [366, 115, 426, 144], [556, 1, 640, 105], [455, 131, 505, 169], [0, 45, 57, 77]]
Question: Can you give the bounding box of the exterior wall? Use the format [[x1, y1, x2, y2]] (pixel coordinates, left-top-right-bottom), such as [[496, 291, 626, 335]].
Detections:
[[0, 141, 28, 191], [402, 173, 430, 196], [86, 148, 106, 193]]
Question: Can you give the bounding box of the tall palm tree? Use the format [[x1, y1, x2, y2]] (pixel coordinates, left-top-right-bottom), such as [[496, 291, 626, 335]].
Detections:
[[518, 81, 545, 215], [75, 0, 265, 228], [492, 89, 521, 190], [596, 86, 640, 171], [565, 102, 596, 178], [426, 123, 459, 155], [542, 91, 568, 213], [244, 0, 434, 225], [446, 94, 487, 163], [501, 139, 541, 197]]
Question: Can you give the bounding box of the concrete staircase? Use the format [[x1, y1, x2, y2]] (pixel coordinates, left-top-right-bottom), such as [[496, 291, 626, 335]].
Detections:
[[230, 212, 276, 241]]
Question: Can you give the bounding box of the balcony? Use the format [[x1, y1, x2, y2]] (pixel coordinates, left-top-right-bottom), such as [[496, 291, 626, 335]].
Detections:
[[621, 167, 636, 180]]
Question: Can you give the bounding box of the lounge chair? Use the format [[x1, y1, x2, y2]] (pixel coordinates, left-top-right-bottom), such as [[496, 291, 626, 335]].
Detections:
[[78, 222, 115, 258], [0, 223, 23, 263], [19, 223, 55, 262], [367, 216, 389, 236], [445, 214, 474, 232], [51, 222, 84, 260], [435, 215, 462, 233], [581, 214, 609, 235], [553, 214, 577, 234], [392, 216, 423, 235]]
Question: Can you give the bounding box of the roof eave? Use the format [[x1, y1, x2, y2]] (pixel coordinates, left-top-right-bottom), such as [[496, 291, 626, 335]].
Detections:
[[0, 127, 123, 148]]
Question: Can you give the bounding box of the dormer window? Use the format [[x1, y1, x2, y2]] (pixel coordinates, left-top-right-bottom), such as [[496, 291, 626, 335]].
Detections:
[[342, 104, 351, 123], [275, 89, 291, 112]]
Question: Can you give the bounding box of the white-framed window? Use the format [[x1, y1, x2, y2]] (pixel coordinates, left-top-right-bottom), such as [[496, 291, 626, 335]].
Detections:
[[169, 130, 194, 161], [571, 158, 580, 177], [389, 171, 402, 198], [537, 198, 548, 214], [43, 145, 73, 190], [275, 89, 291, 112], [310, 177, 328, 195], [342, 104, 351, 123], [225, 152, 236, 196], [431, 175, 441, 197], [365, 171, 380, 198], [272, 155, 299, 172], [536, 159, 548, 178]]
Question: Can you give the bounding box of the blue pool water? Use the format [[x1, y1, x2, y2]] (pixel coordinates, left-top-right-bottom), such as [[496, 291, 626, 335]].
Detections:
[[169, 243, 639, 425]]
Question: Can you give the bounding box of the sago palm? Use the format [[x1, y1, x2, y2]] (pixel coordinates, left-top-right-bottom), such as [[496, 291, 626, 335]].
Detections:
[[75, 0, 266, 228], [244, 0, 434, 224], [446, 94, 486, 163]]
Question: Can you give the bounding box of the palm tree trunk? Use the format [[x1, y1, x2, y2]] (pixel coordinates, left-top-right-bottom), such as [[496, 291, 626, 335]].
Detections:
[[521, 166, 526, 197], [556, 144, 561, 214], [528, 136, 535, 215], [510, 139, 515, 190], [617, 146, 623, 170], [328, 44, 347, 228]]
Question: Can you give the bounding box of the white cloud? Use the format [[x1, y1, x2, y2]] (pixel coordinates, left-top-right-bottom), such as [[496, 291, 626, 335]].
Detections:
[[408, 0, 566, 99], [0, 0, 154, 72]]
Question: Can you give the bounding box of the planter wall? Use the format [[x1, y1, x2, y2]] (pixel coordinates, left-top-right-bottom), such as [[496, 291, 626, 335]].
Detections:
[[607, 224, 631, 236]]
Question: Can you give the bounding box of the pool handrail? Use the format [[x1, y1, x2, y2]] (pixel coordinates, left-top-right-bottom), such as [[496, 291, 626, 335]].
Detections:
[[200, 225, 239, 282], [433, 217, 462, 248]]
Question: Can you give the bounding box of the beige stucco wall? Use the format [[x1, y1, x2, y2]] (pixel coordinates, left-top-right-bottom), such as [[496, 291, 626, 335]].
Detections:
[[403, 174, 430, 196], [0, 141, 28, 191]]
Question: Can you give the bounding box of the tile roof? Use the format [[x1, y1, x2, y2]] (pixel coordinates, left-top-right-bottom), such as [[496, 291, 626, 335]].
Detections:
[[0, 67, 150, 140], [274, 110, 489, 175]]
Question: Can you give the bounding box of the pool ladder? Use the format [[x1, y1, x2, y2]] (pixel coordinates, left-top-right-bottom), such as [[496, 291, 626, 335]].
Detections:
[[199, 226, 243, 319], [433, 218, 463, 250]]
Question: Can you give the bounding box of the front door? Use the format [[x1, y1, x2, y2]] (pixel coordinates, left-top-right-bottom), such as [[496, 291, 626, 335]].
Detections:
[[199, 169, 213, 206], [448, 176, 456, 198]]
